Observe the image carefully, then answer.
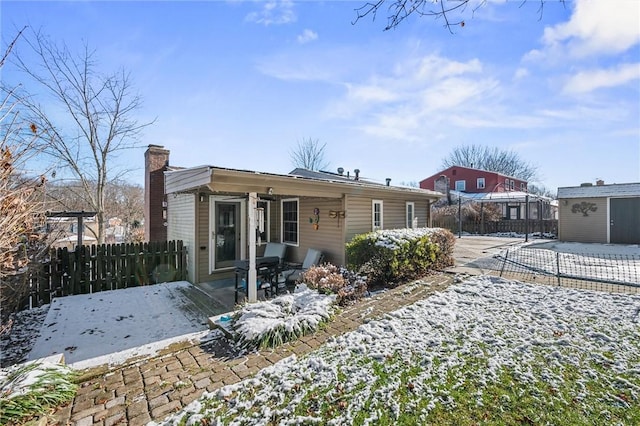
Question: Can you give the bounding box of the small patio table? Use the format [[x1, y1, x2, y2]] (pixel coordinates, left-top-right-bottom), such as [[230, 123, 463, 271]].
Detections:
[[234, 256, 280, 303]]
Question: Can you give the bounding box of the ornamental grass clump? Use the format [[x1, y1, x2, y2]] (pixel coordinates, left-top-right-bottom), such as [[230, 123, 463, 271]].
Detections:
[[346, 227, 455, 287], [300, 264, 368, 306], [232, 285, 336, 350], [0, 361, 78, 425]]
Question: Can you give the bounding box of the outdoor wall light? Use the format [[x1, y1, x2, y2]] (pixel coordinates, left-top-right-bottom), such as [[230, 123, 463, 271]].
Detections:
[[267, 187, 274, 195]]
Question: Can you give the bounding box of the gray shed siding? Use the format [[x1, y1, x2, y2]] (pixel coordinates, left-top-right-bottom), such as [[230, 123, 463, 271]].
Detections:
[[558, 197, 608, 243], [167, 193, 196, 282]]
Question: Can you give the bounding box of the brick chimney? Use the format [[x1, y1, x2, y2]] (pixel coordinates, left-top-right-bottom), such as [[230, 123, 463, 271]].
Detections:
[[596, 179, 605, 186], [144, 145, 169, 242]]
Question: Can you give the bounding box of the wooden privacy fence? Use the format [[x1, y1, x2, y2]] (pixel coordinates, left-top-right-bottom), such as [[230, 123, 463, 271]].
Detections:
[[27, 240, 187, 307], [432, 218, 558, 236]]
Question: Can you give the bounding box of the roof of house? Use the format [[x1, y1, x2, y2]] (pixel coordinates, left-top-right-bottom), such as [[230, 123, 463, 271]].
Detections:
[[164, 165, 443, 199], [557, 183, 640, 199], [450, 190, 552, 203], [420, 165, 528, 184]]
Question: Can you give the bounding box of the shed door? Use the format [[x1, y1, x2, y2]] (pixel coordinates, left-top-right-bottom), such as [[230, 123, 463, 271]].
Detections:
[[610, 198, 640, 244]]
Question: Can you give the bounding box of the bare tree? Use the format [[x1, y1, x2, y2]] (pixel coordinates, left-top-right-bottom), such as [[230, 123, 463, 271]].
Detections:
[[441, 144, 538, 182], [1, 29, 50, 324], [103, 180, 144, 243], [528, 183, 556, 199], [353, 0, 564, 32], [11, 29, 153, 244], [290, 138, 330, 171], [45, 179, 144, 243]]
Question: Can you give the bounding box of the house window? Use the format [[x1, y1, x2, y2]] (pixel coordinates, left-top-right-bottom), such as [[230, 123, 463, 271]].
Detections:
[[521, 183, 526, 191], [372, 200, 383, 230], [257, 200, 270, 243], [510, 180, 515, 190], [406, 202, 415, 228], [455, 180, 466, 191], [281, 199, 298, 245], [505, 178, 509, 190], [477, 177, 485, 189]]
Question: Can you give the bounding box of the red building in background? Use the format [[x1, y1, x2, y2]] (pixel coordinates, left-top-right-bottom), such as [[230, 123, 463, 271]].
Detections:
[[420, 165, 528, 194]]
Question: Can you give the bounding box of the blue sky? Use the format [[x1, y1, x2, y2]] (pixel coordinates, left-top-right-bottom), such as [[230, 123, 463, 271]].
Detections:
[[2, 0, 639, 192]]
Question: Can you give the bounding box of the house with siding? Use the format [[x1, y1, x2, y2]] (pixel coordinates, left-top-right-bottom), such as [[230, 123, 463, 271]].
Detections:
[[144, 146, 442, 287], [557, 181, 640, 244], [420, 165, 528, 194]]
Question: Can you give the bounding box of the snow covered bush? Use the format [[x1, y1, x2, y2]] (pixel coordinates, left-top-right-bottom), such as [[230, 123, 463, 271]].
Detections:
[[346, 227, 455, 287], [232, 285, 336, 350], [300, 263, 368, 306]]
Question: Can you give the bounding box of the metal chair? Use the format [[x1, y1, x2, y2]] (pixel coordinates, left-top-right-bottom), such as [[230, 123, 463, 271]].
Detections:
[[281, 248, 323, 286]]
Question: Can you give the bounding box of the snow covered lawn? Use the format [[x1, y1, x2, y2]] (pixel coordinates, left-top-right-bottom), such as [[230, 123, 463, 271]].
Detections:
[[154, 276, 640, 426]]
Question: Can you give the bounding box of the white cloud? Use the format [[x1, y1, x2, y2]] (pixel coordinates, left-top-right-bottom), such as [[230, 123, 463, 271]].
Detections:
[[245, 0, 296, 26], [297, 29, 318, 44], [541, 0, 640, 58], [563, 62, 640, 94], [328, 54, 505, 142], [514, 67, 529, 80]]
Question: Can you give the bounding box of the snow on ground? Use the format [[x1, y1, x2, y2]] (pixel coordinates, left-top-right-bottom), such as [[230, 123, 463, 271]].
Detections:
[[154, 275, 640, 425], [507, 241, 640, 285], [24, 281, 215, 369]]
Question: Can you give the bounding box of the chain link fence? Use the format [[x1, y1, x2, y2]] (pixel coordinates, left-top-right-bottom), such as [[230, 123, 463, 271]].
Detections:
[[473, 247, 640, 294]]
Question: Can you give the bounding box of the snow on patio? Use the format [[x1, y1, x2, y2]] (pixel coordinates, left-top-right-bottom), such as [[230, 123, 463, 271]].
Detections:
[[154, 275, 640, 425]]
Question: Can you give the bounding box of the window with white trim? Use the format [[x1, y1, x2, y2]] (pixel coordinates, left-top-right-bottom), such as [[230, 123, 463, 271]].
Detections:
[[510, 180, 515, 190], [406, 202, 415, 228], [477, 177, 485, 189], [455, 180, 466, 191], [281, 199, 298, 245], [521, 182, 526, 191], [372, 200, 383, 231]]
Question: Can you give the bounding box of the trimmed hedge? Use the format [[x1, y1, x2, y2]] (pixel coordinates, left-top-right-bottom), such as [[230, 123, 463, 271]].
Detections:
[[345, 227, 455, 287]]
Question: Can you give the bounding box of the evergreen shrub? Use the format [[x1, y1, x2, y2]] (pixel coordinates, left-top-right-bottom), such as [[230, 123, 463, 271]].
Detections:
[[345, 227, 455, 287]]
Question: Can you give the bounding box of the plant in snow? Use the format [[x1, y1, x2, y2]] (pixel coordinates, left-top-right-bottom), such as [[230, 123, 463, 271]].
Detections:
[[346, 227, 455, 286], [300, 263, 368, 306], [232, 284, 336, 350], [0, 361, 77, 425]]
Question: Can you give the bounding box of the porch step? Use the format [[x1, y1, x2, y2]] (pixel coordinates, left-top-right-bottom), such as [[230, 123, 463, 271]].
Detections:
[[174, 284, 234, 327]]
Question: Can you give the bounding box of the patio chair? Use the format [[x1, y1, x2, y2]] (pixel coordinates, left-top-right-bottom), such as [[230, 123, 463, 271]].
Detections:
[[261, 242, 287, 267], [281, 248, 324, 286]]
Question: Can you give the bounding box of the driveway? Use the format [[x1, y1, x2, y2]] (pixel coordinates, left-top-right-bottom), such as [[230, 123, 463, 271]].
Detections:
[[448, 235, 526, 274]]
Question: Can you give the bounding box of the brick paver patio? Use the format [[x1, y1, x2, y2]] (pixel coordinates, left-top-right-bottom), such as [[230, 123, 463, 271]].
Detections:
[[50, 274, 453, 425]]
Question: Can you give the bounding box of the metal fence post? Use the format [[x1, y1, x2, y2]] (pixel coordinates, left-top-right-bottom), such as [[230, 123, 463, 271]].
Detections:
[[556, 251, 561, 286], [500, 249, 509, 277]]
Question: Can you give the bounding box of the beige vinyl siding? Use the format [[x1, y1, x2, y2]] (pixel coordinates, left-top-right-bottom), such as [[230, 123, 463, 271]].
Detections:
[[344, 195, 372, 243], [345, 196, 432, 243], [167, 193, 196, 283], [196, 196, 213, 283], [558, 197, 607, 243], [383, 199, 405, 229], [289, 198, 346, 266], [415, 200, 431, 227]]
